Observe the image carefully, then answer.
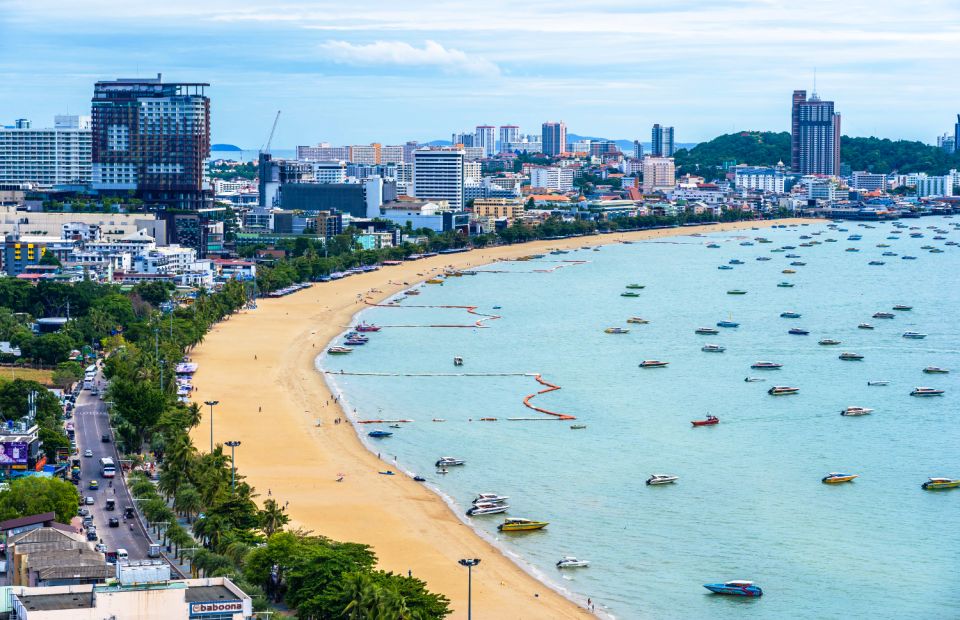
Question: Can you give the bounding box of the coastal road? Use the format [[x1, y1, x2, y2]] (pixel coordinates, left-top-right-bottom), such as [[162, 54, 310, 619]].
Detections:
[[72, 371, 148, 560]]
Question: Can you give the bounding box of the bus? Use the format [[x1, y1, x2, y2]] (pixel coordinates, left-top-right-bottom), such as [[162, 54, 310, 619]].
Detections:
[[99, 457, 116, 478]]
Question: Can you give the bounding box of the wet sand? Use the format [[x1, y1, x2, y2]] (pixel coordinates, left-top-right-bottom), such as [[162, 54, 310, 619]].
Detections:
[[189, 219, 813, 618]]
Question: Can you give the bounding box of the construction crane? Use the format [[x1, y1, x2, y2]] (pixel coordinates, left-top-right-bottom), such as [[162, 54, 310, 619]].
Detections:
[[260, 110, 281, 155]]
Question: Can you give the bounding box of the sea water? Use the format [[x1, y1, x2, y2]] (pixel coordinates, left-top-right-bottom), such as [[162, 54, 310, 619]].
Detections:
[[320, 218, 960, 620]]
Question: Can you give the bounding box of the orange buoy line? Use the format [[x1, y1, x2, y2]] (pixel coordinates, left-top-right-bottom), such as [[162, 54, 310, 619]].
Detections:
[[522, 374, 576, 420], [363, 300, 501, 328]]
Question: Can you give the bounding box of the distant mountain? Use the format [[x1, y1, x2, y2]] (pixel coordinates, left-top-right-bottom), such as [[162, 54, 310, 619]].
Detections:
[[212, 143, 242, 151]]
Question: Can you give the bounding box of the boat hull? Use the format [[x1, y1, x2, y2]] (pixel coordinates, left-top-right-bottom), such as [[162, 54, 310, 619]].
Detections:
[[703, 584, 763, 597]]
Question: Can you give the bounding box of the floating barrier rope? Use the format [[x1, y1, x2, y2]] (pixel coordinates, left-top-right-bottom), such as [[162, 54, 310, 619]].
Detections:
[[363, 300, 501, 328]]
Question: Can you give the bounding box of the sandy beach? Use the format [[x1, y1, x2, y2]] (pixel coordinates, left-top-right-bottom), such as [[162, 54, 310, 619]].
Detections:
[[189, 218, 814, 619]]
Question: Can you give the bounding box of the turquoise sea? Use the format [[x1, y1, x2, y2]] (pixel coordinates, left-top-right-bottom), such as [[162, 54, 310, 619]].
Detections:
[[319, 218, 960, 620]]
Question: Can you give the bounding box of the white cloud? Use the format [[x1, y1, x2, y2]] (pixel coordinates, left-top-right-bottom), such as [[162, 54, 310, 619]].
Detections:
[[319, 40, 499, 76]]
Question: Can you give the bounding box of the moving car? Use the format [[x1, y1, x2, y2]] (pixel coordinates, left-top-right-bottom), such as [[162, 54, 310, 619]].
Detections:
[[101, 434, 110, 443], [89, 480, 99, 490], [85, 496, 94, 505], [108, 517, 120, 528], [84, 449, 93, 457]]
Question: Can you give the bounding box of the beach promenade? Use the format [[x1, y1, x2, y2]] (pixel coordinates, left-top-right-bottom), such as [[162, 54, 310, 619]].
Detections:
[[188, 219, 812, 619]]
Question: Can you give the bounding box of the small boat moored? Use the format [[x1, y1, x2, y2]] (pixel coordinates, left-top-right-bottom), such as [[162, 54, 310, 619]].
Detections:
[[841, 406, 874, 416], [467, 502, 509, 516], [893, 305, 912, 311], [788, 328, 810, 335], [703, 581, 763, 597], [498, 518, 549, 532], [627, 317, 650, 324], [691, 415, 719, 427], [921, 477, 960, 490], [902, 332, 927, 339], [751, 361, 782, 369], [777, 281, 795, 287], [867, 380, 890, 386], [646, 474, 679, 485], [604, 327, 630, 334], [716, 320, 739, 328], [923, 367, 949, 374], [872, 312, 894, 319], [822, 472, 859, 484], [858, 323, 875, 330], [435, 456, 465, 467], [780, 311, 801, 319], [367, 429, 393, 438], [819, 339, 841, 346], [910, 387, 944, 397], [639, 360, 669, 368], [556, 556, 590, 569], [726, 289, 747, 295], [701, 344, 726, 353], [327, 346, 354, 355], [695, 327, 720, 335], [768, 386, 799, 395], [839, 352, 864, 361]]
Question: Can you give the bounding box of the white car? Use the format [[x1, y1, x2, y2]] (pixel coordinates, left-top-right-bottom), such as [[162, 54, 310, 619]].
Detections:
[[94, 543, 107, 553], [84, 449, 93, 457], [85, 496, 94, 505]]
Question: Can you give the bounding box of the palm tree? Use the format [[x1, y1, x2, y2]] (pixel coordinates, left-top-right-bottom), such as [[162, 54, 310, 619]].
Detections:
[[173, 483, 203, 523], [185, 402, 202, 428], [258, 499, 290, 538]]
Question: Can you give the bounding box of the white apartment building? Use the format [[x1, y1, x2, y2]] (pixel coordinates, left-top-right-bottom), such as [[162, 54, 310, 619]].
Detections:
[[0, 116, 92, 187], [913, 174, 953, 198], [381, 145, 404, 164], [530, 166, 574, 191], [412, 148, 465, 210], [463, 146, 486, 161], [734, 166, 786, 193], [464, 161, 482, 183], [296, 144, 351, 161], [475, 125, 496, 157], [503, 139, 542, 154], [641, 157, 676, 193], [802, 176, 837, 201], [621, 158, 644, 176], [499, 125, 519, 152], [849, 171, 888, 192], [311, 160, 348, 183]]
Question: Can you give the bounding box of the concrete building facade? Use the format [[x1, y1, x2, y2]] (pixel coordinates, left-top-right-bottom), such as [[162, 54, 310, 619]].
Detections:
[[0, 116, 91, 187]]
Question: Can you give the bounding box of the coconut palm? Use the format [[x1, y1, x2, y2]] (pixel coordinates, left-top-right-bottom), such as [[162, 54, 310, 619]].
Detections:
[[258, 499, 290, 538], [173, 483, 203, 523]]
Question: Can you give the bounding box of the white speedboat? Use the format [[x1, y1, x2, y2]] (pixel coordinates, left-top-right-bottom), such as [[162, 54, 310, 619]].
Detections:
[[556, 556, 590, 569], [473, 493, 509, 505], [646, 474, 679, 485], [701, 344, 726, 353], [841, 406, 874, 416], [467, 502, 509, 516], [902, 332, 927, 339], [867, 380, 890, 386], [435, 456, 465, 467]]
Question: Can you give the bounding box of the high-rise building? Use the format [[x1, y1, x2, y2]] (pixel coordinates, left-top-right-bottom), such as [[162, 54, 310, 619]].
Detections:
[[632, 140, 644, 159], [954, 115, 960, 154], [641, 156, 675, 193], [91, 74, 211, 210], [590, 140, 618, 158], [791, 90, 841, 176], [474, 125, 495, 157], [530, 166, 574, 192], [651, 124, 675, 157], [498, 125, 519, 153], [349, 144, 381, 165], [412, 148, 465, 210], [541, 121, 567, 156], [0, 115, 91, 187], [451, 132, 474, 147]]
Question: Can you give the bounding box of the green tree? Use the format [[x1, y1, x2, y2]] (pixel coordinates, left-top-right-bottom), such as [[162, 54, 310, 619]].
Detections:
[[51, 361, 83, 389], [257, 498, 290, 538], [0, 476, 79, 523]]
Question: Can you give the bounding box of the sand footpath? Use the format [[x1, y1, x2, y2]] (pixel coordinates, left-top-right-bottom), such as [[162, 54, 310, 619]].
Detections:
[[189, 218, 814, 619]]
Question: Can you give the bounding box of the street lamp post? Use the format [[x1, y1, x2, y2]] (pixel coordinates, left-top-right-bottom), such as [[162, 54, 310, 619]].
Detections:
[[458, 558, 481, 620], [204, 400, 219, 453], [225, 440, 241, 492]]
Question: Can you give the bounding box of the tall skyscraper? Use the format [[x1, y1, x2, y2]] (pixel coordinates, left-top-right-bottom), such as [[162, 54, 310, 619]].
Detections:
[[474, 125, 495, 157], [790, 90, 841, 176], [955, 115, 960, 154], [0, 115, 91, 187], [451, 132, 474, 147], [651, 124, 675, 157], [412, 148, 465, 210], [91, 74, 211, 209], [541, 121, 567, 156], [498, 125, 519, 153], [632, 140, 644, 159]]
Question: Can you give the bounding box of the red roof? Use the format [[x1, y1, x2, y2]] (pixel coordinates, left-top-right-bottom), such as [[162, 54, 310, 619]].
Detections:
[[16, 273, 43, 280]]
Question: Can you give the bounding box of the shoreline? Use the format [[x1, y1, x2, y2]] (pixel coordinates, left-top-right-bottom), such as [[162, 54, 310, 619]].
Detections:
[[189, 218, 817, 619]]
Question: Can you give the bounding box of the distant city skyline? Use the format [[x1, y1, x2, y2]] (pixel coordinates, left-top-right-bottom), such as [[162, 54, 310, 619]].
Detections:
[[2, 0, 959, 147]]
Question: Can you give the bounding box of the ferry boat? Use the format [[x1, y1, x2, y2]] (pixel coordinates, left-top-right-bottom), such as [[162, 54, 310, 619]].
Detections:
[[691, 415, 719, 426], [726, 289, 747, 295], [716, 320, 739, 328], [627, 317, 649, 324], [751, 361, 782, 369], [621, 291, 641, 298], [556, 556, 590, 569], [841, 406, 873, 416], [921, 478, 960, 490], [701, 344, 726, 353], [703, 581, 763, 597], [768, 386, 799, 395], [498, 518, 548, 532], [435, 457, 465, 467], [625, 284, 645, 289], [822, 472, 859, 484], [892, 305, 912, 311], [867, 380, 890, 386], [604, 327, 630, 334], [718, 265, 734, 270], [872, 312, 894, 319], [910, 387, 944, 397], [695, 327, 719, 335], [902, 332, 926, 339], [858, 323, 875, 330], [788, 328, 810, 335], [327, 346, 353, 355], [780, 311, 801, 319], [819, 339, 841, 345], [639, 360, 669, 368], [839, 352, 864, 361], [646, 474, 679, 485], [467, 503, 509, 516], [777, 282, 795, 288], [923, 367, 949, 374], [367, 429, 393, 438]]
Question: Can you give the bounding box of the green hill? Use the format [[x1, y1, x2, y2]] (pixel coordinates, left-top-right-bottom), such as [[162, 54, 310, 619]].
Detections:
[[674, 131, 960, 178]]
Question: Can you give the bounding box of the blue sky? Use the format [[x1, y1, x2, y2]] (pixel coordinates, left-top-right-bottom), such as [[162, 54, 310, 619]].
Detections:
[[1, 0, 958, 147]]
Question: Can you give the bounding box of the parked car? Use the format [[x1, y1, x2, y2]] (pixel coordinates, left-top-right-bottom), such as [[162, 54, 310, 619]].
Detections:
[[86, 529, 98, 541], [94, 543, 107, 553], [82, 516, 93, 527], [78, 508, 89, 517]]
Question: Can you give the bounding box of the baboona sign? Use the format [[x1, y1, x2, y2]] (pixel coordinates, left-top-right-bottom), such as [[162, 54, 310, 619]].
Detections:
[[190, 600, 242, 615]]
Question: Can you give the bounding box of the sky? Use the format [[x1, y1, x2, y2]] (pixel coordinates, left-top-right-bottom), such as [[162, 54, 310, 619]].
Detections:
[[1, 0, 959, 148]]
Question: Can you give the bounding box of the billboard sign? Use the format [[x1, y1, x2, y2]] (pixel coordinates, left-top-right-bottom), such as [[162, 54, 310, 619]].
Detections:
[[0, 442, 28, 466], [190, 600, 243, 616]]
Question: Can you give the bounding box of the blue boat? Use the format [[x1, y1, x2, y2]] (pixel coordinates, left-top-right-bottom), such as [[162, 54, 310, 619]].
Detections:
[[718, 265, 733, 270], [780, 311, 801, 319], [704, 580, 763, 597], [344, 338, 367, 346], [368, 429, 393, 438], [716, 320, 739, 328], [788, 328, 810, 335]]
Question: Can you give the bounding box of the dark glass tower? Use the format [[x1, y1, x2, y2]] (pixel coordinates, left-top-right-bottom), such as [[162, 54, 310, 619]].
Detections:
[[791, 90, 841, 175]]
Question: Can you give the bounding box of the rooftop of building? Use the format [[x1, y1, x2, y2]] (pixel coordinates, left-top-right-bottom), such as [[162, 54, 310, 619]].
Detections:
[[17, 592, 95, 611], [184, 584, 237, 603], [0, 512, 56, 533]]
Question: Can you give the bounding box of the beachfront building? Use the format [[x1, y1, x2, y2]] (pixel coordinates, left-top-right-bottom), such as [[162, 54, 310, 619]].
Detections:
[[91, 75, 211, 210], [912, 174, 954, 198], [641, 157, 676, 193], [412, 148, 465, 211], [651, 124, 675, 157], [791, 89, 841, 176], [849, 171, 888, 192], [0, 116, 92, 188], [541, 121, 567, 156], [529, 166, 574, 192], [472, 197, 525, 220], [734, 166, 786, 194]]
